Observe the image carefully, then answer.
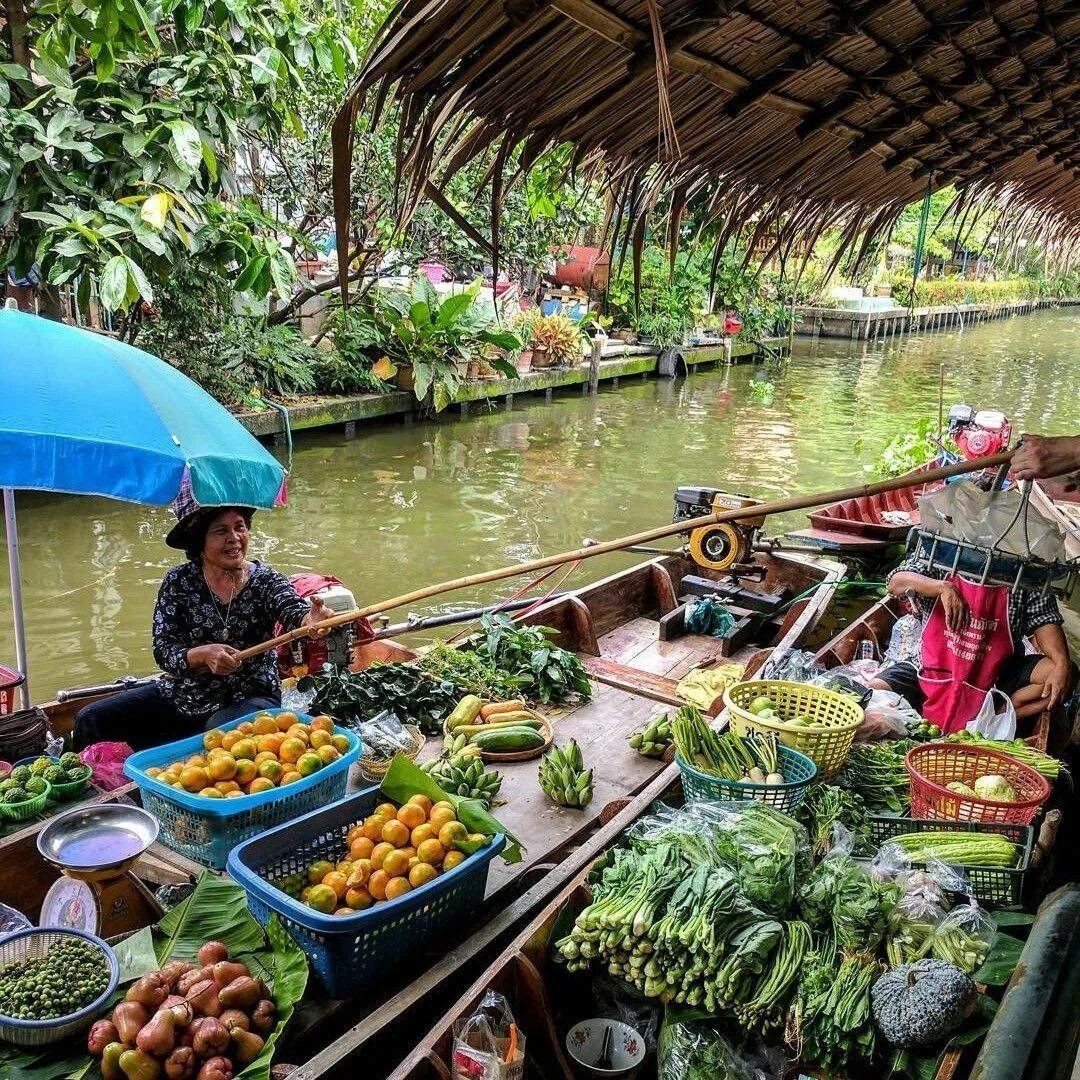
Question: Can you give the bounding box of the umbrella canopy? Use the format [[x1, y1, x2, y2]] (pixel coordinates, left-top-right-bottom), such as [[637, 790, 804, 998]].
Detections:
[[0, 308, 285, 508]]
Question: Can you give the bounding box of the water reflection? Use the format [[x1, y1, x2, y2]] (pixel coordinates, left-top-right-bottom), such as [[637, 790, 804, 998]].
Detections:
[[1, 310, 1077, 695]]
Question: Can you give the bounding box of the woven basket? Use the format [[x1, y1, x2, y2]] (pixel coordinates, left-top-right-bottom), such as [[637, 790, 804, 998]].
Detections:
[[724, 679, 863, 780], [0, 780, 51, 821], [676, 743, 817, 812], [905, 743, 1050, 825], [357, 724, 425, 782]]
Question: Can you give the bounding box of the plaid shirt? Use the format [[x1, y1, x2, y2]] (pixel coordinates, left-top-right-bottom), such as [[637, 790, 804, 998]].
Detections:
[[887, 554, 1063, 646]]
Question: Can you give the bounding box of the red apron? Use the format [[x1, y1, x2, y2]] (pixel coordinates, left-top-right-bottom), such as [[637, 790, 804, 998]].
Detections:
[[918, 575, 1013, 734]]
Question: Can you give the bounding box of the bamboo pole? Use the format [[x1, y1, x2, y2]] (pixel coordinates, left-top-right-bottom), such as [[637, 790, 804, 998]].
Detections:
[[234, 450, 1014, 662]]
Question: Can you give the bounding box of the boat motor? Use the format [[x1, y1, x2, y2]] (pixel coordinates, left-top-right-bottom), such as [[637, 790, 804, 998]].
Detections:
[[673, 487, 766, 571], [277, 575, 364, 678], [948, 404, 1012, 459]]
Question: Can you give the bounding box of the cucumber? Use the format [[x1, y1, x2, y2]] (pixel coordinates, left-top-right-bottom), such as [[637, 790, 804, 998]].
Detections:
[[453, 717, 545, 737], [469, 726, 547, 752]]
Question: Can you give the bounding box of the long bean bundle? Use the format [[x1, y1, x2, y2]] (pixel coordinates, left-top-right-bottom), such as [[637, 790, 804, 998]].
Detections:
[[835, 740, 916, 814]]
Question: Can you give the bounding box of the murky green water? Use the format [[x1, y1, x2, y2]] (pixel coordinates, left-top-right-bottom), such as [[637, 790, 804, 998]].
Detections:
[[3, 309, 1078, 700]]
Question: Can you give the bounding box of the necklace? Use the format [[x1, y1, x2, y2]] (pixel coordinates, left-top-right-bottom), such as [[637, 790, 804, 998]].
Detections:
[[204, 566, 247, 640]]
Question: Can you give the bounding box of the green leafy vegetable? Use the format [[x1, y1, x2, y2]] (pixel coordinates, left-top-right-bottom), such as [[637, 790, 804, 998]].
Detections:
[[797, 783, 871, 859], [415, 640, 525, 700], [835, 741, 916, 815]]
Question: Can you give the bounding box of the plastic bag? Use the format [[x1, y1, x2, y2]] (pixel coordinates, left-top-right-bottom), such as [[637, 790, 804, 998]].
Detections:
[[658, 1017, 777, 1080], [592, 976, 661, 1050], [452, 991, 524, 1080], [886, 890, 946, 967], [856, 689, 920, 742], [280, 682, 316, 714], [0, 900, 32, 936], [869, 841, 912, 885], [759, 649, 822, 684], [932, 900, 997, 975], [966, 688, 1017, 741], [79, 741, 133, 791], [356, 710, 415, 760], [883, 615, 923, 666]]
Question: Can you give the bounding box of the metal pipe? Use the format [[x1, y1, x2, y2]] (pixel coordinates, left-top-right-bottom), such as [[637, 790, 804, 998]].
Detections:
[[56, 675, 152, 703], [3, 488, 29, 710], [373, 593, 568, 638]]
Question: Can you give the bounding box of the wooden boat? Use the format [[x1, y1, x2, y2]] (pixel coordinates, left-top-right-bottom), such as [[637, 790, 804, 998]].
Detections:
[[1031, 476, 1080, 562]]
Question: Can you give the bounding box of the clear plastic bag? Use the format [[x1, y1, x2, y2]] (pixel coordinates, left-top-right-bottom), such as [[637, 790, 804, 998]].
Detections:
[[883, 615, 923, 666], [759, 649, 822, 684], [857, 689, 921, 742], [452, 991, 525, 1080], [657, 1017, 778, 1080], [809, 663, 876, 707], [280, 683, 316, 713], [932, 901, 997, 975], [592, 976, 661, 1050], [355, 710, 415, 760], [869, 841, 912, 885], [886, 891, 947, 968]]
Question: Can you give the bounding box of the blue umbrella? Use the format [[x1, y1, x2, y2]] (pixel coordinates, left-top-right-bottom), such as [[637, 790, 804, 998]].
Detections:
[[0, 305, 287, 707]]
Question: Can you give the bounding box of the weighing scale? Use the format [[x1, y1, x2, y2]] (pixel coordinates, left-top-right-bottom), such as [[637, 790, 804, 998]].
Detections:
[[37, 804, 163, 937]]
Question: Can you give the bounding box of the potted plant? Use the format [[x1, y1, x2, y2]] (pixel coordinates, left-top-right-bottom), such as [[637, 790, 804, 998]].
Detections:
[[529, 313, 582, 367], [511, 310, 539, 374]]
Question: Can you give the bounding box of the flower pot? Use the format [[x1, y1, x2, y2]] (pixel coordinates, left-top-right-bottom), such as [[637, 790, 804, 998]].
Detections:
[[531, 347, 554, 369], [515, 350, 533, 375], [393, 366, 416, 393]]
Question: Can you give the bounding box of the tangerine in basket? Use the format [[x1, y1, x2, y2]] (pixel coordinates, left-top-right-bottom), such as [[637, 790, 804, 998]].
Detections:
[[417, 839, 445, 866], [311, 715, 334, 733], [252, 714, 279, 736], [238, 721, 254, 735], [322, 871, 348, 900], [308, 859, 335, 885], [286, 724, 310, 744], [180, 765, 210, 792], [331, 734, 350, 754], [276, 711, 298, 726], [347, 860, 372, 887], [429, 806, 456, 831], [410, 823, 436, 848], [221, 731, 242, 751], [281, 770, 302, 784], [278, 737, 306, 764], [438, 821, 467, 849], [306, 883, 337, 913], [367, 870, 388, 900], [381, 819, 410, 847], [346, 823, 365, 845], [235, 760, 258, 786], [248, 777, 274, 794], [198, 786, 223, 798], [225, 790, 245, 799], [349, 836, 375, 860], [316, 745, 340, 766], [207, 753, 237, 781], [370, 842, 394, 869], [336, 860, 355, 877], [276, 713, 295, 732], [215, 780, 240, 794], [232, 738, 257, 761], [361, 816, 385, 842], [383, 849, 411, 877], [374, 802, 398, 820], [309, 729, 332, 750], [203, 729, 224, 751], [253, 751, 276, 766], [385, 876, 412, 901], [409, 863, 438, 888], [408, 794, 433, 814], [346, 887, 373, 910], [257, 759, 283, 784], [396, 803, 426, 830], [442, 850, 466, 872]]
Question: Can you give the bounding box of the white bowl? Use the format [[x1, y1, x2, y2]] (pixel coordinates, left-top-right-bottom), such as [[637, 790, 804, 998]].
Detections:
[[565, 1018, 646, 1076]]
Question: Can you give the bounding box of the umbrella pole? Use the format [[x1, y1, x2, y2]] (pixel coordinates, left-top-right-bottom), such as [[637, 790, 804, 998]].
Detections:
[[3, 489, 30, 710]]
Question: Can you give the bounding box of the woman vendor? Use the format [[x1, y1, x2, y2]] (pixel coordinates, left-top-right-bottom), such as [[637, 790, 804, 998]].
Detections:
[[869, 552, 1076, 732], [74, 492, 331, 751]]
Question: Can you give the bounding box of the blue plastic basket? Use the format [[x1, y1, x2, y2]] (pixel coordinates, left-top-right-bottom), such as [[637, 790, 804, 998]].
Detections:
[[226, 787, 506, 999], [124, 709, 361, 870], [677, 743, 817, 812]]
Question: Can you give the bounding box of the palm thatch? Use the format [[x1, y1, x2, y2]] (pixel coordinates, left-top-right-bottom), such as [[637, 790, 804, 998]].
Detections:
[[334, 0, 1080, 296]]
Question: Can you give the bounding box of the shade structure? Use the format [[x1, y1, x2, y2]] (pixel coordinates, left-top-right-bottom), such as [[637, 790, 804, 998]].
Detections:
[[0, 308, 286, 508], [0, 306, 287, 709]]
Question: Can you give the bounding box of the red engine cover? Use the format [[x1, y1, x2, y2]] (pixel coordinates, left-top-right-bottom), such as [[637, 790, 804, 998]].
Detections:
[[275, 575, 370, 678], [955, 425, 1009, 459]]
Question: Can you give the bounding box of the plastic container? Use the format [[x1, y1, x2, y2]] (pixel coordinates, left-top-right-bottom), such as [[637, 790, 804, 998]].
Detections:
[[0, 664, 24, 716], [724, 679, 863, 779], [0, 928, 119, 1047], [13, 754, 92, 801], [905, 743, 1050, 825], [124, 710, 361, 870], [227, 787, 506, 998], [676, 743, 816, 812], [0, 780, 51, 821], [869, 815, 1033, 908]]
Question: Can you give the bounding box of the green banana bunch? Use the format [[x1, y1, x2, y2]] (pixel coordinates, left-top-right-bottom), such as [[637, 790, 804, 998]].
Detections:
[[538, 739, 593, 809], [422, 751, 502, 807], [442, 731, 483, 757], [628, 715, 672, 758]]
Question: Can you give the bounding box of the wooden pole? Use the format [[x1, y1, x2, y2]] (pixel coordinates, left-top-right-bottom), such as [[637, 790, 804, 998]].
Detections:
[[588, 337, 602, 394], [233, 450, 1014, 662]]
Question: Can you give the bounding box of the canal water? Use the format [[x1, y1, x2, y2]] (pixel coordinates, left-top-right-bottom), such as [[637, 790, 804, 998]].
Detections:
[[3, 309, 1078, 699]]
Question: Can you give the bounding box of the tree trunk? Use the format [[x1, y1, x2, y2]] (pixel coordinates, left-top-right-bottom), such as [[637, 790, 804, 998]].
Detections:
[[6, 0, 30, 67]]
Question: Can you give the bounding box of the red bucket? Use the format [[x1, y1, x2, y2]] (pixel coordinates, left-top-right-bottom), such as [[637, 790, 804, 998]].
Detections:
[[0, 664, 25, 716]]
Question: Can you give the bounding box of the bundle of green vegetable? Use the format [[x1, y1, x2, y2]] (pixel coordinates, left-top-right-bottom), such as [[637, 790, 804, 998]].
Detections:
[[798, 854, 900, 950], [883, 831, 1021, 868], [657, 1017, 763, 1080], [942, 731, 1063, 779], [297, 663, 460, 736], [835, 740, 916, 815], [672, 706, 785, 784], [885, 898, 944, 968], [415, 641, 525, 701], [796, 784, 871, 859]]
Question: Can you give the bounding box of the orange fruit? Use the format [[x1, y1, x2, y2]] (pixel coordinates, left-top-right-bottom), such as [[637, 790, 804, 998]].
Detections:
[[198, 786, 223, 799], [321, 871, 348, 900], [438, 821, 468, 849], [247, 777, 274, 794], [381, 819, 410, 848], [309, 729, 331, 750], [215, 780, 240, 794], [300, 886, 312, 902], [316, 745, 340, 766], [349, 836, 375, 861], [410, 823, 436, 848], [331, 734, 350, 754], [253, 751, 276, 767], [407, 794, 434, 814], [307, 859, 335, 885], [256, 734, 282, 754], [280, 771, 302, 785], [276, 713, 295, 732], [362, 817, 386, 842], [396, 803, 426, 830], [146, 767, 162, 778], [286, 725, 310, 744], [186, 754, 208, 769], [382, 849, 411, 878], [417, 839, 446, 866], [257, 759, 284, 784], [336, 860, 355, 878], [333, 907, 353, 917], [206, 757, 229, 772], [347, 860, 372, 887], [346, 823, 365, 844], [370, 842, 394, 869], [180, 765, 210, 793], [231, 738, 257, 761], [367, 870, 389, 900], [234, 759, 258, 786], [225, 790, 245, 799], [203, 729, 224, 751], [442, 850, 466, 872], [429, 807, 456, 831], [296, 752, 323, 777], [375, 802, 398, 820], [306, 883, 337, 913], [409, 863, 438, 888], [238, 719, 254, 733], [345, 887, 373, 910], [221, 731, 241, 751], [278, 738, 306, 764], [310, 715, 334, 733], [253, 714, 279, 736], [385, 876, 412, 901], [408, 856, 419, 870]]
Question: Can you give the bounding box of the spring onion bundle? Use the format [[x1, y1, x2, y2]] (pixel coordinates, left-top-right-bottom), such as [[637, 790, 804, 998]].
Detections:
[[672, 705, 784, 784]]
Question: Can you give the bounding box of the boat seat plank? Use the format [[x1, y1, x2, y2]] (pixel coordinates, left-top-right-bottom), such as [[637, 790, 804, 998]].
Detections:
[[581, 656, 684, 705]]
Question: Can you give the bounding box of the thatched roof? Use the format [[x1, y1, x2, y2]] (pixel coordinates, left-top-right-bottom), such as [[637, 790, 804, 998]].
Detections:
[[334, 0, 1080, 290]]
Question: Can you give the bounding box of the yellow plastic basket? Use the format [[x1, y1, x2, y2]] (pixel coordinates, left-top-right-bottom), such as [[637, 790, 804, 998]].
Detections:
[[724, 680, 863, 780]]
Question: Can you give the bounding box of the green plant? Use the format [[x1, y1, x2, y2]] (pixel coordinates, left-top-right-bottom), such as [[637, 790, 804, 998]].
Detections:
[[313, 350, 390, 395], [873, 417, 952, 477], [528, 312, 582, 364], [219, 323, 320, 398]]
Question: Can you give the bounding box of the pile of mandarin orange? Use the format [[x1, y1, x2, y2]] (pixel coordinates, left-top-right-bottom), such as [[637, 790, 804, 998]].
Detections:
[[286, 794, 489, 914], [145, 711, 351, 798]]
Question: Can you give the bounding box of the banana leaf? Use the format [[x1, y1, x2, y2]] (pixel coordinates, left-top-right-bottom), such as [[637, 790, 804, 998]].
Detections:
[[155, 870, 266, 961], [382, 754, 522, 863]]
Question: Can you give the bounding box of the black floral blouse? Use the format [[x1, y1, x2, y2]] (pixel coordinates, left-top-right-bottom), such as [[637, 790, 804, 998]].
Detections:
[[152, 561, 310, 718]]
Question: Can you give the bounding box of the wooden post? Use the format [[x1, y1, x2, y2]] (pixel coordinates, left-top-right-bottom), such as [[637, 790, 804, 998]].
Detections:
[[588, 338, 602, 395]]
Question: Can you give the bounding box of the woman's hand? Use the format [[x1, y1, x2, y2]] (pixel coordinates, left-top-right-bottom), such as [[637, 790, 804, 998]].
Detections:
[[303, 595, 333, 639], [1041, 660, 1073, 712], [938, 582, 969, 633], [187, 643, 241, 675]]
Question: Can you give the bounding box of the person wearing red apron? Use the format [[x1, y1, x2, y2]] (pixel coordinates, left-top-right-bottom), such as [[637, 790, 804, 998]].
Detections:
[[869, 554, 1076, 734]]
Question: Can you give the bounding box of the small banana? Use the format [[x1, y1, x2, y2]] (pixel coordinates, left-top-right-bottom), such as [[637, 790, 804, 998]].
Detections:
[[539, 739, 592, 809]]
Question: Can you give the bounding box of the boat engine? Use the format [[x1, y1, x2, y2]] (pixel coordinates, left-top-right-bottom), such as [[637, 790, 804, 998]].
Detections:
[[673, 487, 766, 571], [277, 575, 363, 678], [948, 405, 1012, 459]]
